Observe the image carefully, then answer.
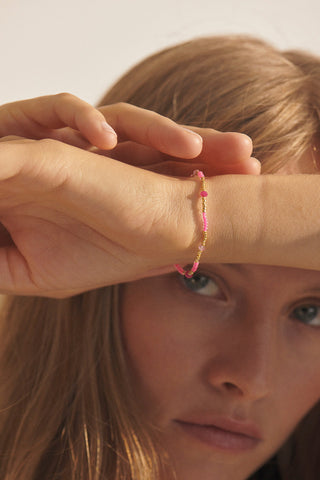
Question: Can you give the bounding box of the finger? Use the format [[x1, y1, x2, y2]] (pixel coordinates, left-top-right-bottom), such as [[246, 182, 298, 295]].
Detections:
[[180, 128, 260, 174], [98, 103, 203, 159], [48, 127, 92, 149], [184, 127, 253, 165], [144, 160, 208, 176], [0, 135, 34, 143], [0, 223, 13, 247], [90, 142, 165, 164], [141, 157, 260, 177], [233, 157, 261, 175], [0, 93, 117, 150], [0, 245, 40, 295], [92, 141, 261, 175], [93, 123, 254, 172]]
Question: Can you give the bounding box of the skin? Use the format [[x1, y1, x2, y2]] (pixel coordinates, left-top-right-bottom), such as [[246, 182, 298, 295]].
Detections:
[[4, 94, 320, 478], [0, 95, 262, 297], [120, 149, 320, 480]]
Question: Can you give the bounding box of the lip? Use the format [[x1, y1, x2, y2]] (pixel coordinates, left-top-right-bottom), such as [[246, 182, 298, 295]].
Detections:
[[174, 416, 262, 453]]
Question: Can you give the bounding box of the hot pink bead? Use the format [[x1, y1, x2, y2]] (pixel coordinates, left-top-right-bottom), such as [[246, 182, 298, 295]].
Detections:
[[174, 169, 207, 278], [190, 262, 199, 273], [202, 212, 208, 231], [174, 264, 186, 275]]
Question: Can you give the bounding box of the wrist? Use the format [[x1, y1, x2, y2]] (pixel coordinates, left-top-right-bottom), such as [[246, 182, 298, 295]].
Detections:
[[175, 174, 265, 267]]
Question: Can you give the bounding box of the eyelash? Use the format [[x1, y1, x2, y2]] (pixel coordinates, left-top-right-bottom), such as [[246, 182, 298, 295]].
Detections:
[[178, 271, 226, 301], [290, 303, 320, 327], [179, 272, 320, 328]]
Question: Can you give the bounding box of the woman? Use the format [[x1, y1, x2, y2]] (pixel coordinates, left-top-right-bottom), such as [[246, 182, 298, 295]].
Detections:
[[1, 35, 320, 479]]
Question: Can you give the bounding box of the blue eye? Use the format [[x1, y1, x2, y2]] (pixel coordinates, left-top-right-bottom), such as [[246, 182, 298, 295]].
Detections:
[[291, 304, 320, 326], [181, 272, 220, 297]]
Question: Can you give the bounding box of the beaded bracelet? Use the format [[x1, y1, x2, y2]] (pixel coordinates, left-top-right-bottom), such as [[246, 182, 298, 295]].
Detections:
[[174, 169, 208, 278]]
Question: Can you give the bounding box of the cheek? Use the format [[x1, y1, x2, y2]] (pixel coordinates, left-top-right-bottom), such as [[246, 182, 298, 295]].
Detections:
[[284, 359, 320, 419], [269, 344, 320, 447], [119, 276, 320, 451], [120, 278, 203, 420]]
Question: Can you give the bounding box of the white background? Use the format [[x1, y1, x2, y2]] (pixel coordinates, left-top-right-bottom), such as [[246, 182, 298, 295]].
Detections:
[[1, 0, 319, 106]]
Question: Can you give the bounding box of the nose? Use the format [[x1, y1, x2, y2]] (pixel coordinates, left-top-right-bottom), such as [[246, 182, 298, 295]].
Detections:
[[205, 312, 279, 401]]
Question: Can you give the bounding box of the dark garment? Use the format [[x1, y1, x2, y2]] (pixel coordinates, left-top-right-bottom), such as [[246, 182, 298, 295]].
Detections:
[[249, 456, 281, 480]]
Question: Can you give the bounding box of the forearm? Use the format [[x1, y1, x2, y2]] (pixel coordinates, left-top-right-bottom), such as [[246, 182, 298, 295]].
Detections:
[[198, 174, 320, 270]]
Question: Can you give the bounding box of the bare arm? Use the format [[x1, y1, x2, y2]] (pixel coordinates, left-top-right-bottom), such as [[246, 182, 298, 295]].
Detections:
[[0, 98, 257, 297], [179, 174, 320, 271]]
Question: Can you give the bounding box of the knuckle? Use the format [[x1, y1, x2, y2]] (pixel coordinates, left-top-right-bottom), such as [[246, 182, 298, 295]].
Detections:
[[98, 102, 127, 123], [108, 102, 127, 115], [110, 102, 132, 113], [113, 101, 127, 109], [55, 92, 77, 103]]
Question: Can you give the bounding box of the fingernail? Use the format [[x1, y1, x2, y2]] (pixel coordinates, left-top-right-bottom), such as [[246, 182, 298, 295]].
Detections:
[[251, 157, 261, 174], [183, 128, 203, 144], [102, 121, 117, 137], [239, 133, 253, 149]]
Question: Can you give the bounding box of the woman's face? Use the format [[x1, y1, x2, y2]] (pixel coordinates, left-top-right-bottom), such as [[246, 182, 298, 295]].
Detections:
[[120, 149, 320, 480]]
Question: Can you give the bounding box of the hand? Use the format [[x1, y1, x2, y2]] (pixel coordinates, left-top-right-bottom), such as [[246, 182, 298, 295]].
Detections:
[[0, 101, 259, 297], [2, 136, 319, 299], [0, 94, 260, 175], [97, 103, 261, 176], [0, 136, 202, 298], [0, 93, 118, 149], [0, 93, 204, 157]]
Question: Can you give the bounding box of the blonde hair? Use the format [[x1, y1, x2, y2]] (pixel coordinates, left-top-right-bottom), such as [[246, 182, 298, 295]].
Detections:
[[101, 35, 320, 173], [1, 35, 320, 480]]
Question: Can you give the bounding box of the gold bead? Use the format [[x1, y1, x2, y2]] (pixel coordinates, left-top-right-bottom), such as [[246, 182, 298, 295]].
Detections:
[[175, 170, 209, 279]]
